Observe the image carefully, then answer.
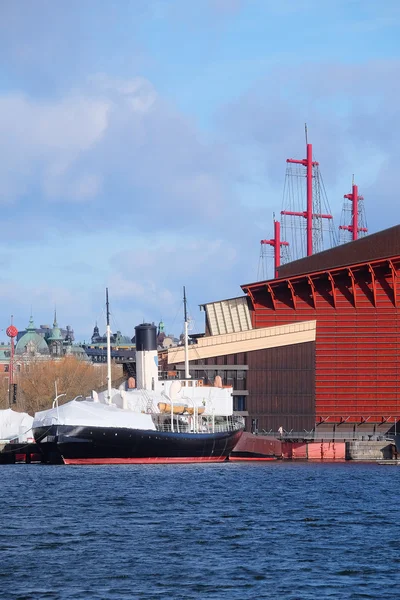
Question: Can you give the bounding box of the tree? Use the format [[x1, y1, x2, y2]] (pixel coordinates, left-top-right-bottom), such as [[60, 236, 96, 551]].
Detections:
[[13, 357, 123, 415]]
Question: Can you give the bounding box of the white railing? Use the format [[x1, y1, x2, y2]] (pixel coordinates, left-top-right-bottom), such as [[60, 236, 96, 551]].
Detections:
[[261, 430, 393, 442], [153, 415, 244, 434]]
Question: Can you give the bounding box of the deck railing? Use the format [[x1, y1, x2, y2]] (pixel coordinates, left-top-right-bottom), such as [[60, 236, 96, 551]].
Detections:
[[260, 430, 394, 442], [154, 415, 244, 434]]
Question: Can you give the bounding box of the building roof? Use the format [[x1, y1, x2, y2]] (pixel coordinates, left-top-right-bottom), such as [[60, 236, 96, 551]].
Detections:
[[200, 296, 253, 336], [47, 312, 64, 342], [276, 224, 400, 279], [15, 316, 50, 355], [65, 344, 87, 357], [0, 346, 10, 361], [167, 320, 316, 363]]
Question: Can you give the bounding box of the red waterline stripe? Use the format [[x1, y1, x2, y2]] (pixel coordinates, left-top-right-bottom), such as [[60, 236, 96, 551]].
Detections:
[[62, 456, 227, 465], [229, 456, 277, 461]]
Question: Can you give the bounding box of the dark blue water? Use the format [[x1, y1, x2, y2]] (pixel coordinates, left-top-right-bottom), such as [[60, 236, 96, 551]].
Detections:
[[1, 462, 399, 599]]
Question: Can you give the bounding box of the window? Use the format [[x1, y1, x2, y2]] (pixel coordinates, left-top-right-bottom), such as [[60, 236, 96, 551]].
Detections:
[[233, 396, 246, 411], [226, 370, 235, 387], [236, 370, 247, 390]]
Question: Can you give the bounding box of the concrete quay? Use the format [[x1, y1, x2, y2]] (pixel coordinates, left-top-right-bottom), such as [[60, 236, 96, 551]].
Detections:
[[345, 440, 395, 461], [230, 433, 398, 462]]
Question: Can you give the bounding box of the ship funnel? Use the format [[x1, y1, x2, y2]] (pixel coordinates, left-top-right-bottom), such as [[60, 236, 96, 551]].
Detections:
[[135, 323, 158, 390], [214, 375, 223, 388]]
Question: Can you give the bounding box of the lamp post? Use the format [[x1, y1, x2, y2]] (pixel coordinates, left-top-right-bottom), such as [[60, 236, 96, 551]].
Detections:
[[6, 320, 18, 407]]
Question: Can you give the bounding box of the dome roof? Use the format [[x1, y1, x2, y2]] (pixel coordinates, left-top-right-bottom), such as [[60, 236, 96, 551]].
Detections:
[[70, 345, 87, 356], [64, 344, 88, 358], [15, 316, 50, 355]]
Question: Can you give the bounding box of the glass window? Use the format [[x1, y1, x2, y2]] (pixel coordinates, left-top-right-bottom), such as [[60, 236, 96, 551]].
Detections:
[[233, 396, 246, 411], [226, 370, 235, 387]]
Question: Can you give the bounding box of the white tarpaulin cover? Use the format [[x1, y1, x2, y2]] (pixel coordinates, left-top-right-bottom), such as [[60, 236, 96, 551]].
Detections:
[[0, 409, 34, 442], [33, 400, 156, 431]]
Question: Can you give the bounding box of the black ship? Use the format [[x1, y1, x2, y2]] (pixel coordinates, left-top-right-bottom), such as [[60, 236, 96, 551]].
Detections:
[[33, 289, 244, 465], [34, 420, 243, 465]]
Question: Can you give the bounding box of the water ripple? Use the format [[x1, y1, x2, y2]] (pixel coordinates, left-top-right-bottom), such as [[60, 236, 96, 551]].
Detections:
[[0, 462, 399, 599]]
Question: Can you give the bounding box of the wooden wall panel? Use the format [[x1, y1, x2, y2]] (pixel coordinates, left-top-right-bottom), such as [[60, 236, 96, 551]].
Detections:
[[246, 258, 400, 423]]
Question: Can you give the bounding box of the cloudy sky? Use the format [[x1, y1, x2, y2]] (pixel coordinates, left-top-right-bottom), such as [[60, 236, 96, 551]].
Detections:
[[0, 0, 399, 341]]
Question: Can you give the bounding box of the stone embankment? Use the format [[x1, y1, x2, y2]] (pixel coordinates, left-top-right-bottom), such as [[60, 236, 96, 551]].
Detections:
[[230, 433, 398, 462], [345, 440, 394, 461]]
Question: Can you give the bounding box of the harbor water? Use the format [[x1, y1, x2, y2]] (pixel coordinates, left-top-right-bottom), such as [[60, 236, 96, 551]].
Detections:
[[1, 462, 399, 599]]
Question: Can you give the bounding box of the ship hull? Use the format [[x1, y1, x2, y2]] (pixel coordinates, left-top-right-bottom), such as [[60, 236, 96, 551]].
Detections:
[[33, 425, 243, 465], [33, 425, 64, 464]]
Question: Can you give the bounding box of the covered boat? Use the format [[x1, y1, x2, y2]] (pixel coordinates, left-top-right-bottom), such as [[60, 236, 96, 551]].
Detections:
[[0, 409, 33, 443], [33, 289, 244, 464]]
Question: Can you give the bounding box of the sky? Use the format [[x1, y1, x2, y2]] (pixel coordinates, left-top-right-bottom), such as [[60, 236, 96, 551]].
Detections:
[[0, 0, 399, 341]]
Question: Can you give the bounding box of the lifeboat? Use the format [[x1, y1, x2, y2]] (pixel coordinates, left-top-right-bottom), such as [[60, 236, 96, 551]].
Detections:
[[185, 406, 205, 416], [157, 402, 186, 415]]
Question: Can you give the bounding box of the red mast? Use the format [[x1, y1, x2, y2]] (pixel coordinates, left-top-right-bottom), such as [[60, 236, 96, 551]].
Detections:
[[339, 182, 368, 241], [281, 128, 333, 256], [260, 220, 289, 279]]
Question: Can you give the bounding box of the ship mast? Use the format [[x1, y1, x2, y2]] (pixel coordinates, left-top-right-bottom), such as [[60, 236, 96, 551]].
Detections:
[[106, 288, 112, 403], [183, 286, 191, 379]]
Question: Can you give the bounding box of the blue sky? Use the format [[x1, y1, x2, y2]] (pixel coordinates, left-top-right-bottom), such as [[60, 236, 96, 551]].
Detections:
[[0, 0, 399, 341]]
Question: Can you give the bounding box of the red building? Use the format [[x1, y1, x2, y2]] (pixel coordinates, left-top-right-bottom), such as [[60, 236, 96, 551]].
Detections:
[[164, 225, 400, 439], [165, 225, 400, 438], [242, 225, 400, 435]]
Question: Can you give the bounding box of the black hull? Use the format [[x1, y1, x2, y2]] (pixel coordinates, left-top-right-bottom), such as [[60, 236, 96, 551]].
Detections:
[[33, 425, 64, 464], [33, 425, 243, 464]]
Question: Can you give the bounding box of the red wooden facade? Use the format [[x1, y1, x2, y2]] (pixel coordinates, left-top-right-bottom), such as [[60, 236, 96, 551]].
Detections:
[[242, 255, 400, 425]]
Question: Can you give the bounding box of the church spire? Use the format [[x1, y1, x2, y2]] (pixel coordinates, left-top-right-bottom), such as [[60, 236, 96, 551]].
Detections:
[[27, 314, 36, 331], [92, 321, 100, 343]]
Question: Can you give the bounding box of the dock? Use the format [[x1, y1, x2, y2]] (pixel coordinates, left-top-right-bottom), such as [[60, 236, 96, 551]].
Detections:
[[0, 441, 42, 464]]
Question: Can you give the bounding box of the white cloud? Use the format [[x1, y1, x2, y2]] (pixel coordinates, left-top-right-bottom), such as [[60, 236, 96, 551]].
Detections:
[[89, 74, 157, 113], [0, 74, 232, 229], [218, 59, 400, 234], [0, 92, 109, 201], [43, 171, 103, 202]]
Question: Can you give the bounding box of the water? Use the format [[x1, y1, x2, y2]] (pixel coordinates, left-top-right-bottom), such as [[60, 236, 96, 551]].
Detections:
[[1, 462, 399, 600]]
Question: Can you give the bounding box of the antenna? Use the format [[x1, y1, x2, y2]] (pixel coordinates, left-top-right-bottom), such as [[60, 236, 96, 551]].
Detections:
[[106, 288, 110, 327], [105, 287, 112, 403], [183, 286, 188, 323], [183, 286, 191, 379], [305, 122, 308, 145]]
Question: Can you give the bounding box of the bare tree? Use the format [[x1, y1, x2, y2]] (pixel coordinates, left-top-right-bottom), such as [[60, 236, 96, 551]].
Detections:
[[13, 357, 123, 415]]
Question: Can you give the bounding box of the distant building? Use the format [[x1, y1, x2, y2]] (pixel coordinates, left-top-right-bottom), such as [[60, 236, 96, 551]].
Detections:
[[82, 323, 136, 365], [0, 313, 87, 400], [14, 313, 86, 360], [17, 321, 74, 344]]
